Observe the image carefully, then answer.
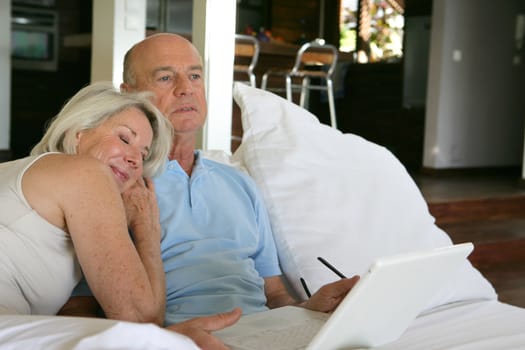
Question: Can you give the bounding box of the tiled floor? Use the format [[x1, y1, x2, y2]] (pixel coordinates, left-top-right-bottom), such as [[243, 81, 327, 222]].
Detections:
[[411, 169, 525, 203]]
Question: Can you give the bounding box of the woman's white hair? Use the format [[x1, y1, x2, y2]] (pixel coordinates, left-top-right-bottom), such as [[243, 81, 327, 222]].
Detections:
[[31, 81, 173, 178]]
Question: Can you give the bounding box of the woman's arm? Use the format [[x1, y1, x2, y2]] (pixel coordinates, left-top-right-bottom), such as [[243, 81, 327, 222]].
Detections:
[[25, 154, 165, 325], [119, 176, 166, 323]]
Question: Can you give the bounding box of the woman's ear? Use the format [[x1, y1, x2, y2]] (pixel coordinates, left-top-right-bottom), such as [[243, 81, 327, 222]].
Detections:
[[75, 131, 84, 153]]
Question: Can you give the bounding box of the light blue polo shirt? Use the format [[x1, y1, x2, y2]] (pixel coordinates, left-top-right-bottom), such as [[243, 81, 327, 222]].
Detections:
[[155, 151, 281, 325]]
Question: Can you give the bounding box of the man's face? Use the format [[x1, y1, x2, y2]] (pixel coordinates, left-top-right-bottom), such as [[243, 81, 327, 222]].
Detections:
[[124, 35, 208, 135]]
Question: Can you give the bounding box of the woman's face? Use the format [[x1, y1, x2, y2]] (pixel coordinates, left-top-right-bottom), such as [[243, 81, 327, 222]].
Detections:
[[76, 107, 154, 192]]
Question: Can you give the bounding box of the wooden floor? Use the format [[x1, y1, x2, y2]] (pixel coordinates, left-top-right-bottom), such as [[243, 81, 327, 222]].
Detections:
[[411, 168, 525, 308]]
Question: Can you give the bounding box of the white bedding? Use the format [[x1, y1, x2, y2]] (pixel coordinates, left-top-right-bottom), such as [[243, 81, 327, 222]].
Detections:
[[1, 300, 523, 349], [380, 300, 525, 349], [0, 314, 199, 350], [1, 83, 523, 349]]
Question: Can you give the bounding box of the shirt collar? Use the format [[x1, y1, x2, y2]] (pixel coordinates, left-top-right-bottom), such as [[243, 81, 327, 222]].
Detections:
[[163, 150, 210, 177]]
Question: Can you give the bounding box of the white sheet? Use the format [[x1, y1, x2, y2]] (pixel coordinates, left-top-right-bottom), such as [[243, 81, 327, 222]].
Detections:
[[378, 300, 525, 349], [0, 314, 199, 350], [2, 301, 522, 349]]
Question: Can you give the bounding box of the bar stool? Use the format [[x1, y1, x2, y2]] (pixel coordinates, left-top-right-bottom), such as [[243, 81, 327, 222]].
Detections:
[[233, 34, 260, 87], [261, 38, 338, 128]]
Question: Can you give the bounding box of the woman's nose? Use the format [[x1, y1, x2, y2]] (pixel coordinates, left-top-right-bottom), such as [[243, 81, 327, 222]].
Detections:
[[126, 149, 142, 167]]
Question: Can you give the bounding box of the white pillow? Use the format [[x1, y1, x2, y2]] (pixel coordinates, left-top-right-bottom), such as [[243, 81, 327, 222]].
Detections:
[[0, 315, 199, 350], [231, 82, 496, 312]]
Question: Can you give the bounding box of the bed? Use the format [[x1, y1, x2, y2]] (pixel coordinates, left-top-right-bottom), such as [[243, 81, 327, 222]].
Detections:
[[1, 83, 524, 349]]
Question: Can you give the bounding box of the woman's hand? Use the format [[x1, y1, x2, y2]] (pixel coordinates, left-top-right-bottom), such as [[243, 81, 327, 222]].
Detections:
[[121, 177, 160, 242]]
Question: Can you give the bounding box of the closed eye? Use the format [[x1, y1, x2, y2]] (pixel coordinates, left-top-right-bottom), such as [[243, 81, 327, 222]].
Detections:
[[120, 135, 130, 144]]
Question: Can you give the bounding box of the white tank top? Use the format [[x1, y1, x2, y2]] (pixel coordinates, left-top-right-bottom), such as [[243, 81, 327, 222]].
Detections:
[[0, 153, 81, 315]]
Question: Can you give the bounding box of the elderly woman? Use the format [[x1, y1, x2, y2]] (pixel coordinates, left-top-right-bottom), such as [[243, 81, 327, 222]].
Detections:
[[0, 82, 173, 325]]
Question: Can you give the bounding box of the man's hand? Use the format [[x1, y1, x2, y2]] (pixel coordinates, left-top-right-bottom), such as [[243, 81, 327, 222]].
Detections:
[[166, 308, 242, 350], [302, 276, 360, 313]]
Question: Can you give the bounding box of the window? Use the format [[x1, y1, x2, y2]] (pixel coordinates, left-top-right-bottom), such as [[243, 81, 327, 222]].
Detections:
[[340, 0, 358, 53], [340, 0, 404, 63]]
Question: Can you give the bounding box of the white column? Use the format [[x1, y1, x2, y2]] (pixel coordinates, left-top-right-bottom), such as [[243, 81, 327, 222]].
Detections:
[[192, 0, 236, 152], [91, 0, 146, 85], [0, 1, 11, 151]]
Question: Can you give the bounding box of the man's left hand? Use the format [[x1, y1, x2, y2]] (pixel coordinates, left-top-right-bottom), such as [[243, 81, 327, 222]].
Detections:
[[302, 276, 360, 313]]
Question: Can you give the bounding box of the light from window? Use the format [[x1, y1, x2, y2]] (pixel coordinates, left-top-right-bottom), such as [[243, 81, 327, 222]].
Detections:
[[340, 0, 358, 53], [340, 0, 404, 63]]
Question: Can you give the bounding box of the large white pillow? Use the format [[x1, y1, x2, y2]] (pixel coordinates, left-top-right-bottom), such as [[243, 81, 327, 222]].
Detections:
[[231, 82, 496, 312]]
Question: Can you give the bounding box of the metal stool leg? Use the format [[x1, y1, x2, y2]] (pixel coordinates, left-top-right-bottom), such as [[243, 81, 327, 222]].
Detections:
[[261, 73, 269, 90], [299, 77, 310, 109], [326, 79, 337, 128], [285, 75, 293, 101]]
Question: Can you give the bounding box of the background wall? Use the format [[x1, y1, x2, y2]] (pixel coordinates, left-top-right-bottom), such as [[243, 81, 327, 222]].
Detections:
[[423, 0, 525, 169]]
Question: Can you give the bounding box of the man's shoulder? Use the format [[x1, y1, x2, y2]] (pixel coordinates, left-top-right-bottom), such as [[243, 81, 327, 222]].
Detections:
[[199, 150, 248, 175], [198, 151, 260, 190], [199, 150, 233, 166]]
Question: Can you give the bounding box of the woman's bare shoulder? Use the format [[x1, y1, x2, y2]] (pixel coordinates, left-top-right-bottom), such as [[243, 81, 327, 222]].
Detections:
[[32, 153, 109, 177], [25, 153, 115, 196], [24, 154, 120, 226]]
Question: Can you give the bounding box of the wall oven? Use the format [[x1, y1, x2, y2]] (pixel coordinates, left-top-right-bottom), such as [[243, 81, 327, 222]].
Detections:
[[11, 5, 59, 71]]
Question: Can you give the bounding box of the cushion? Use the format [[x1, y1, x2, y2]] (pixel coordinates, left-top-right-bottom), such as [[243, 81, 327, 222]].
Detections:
[[231, 82, 496, 312]]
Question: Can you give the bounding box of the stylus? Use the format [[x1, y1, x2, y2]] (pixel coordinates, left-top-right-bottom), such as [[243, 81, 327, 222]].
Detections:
[[317, 257, 347, 279], [300, 277, 311, 298]]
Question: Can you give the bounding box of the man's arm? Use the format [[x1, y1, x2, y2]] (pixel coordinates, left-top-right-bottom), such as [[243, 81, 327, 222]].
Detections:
[[58, 296, 103, 318], [264, 275, 360, 312], [264, 276, 301, 309]]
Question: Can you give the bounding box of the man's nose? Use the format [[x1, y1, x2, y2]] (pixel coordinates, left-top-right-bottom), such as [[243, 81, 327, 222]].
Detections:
[[173, 76, 193, 95]]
